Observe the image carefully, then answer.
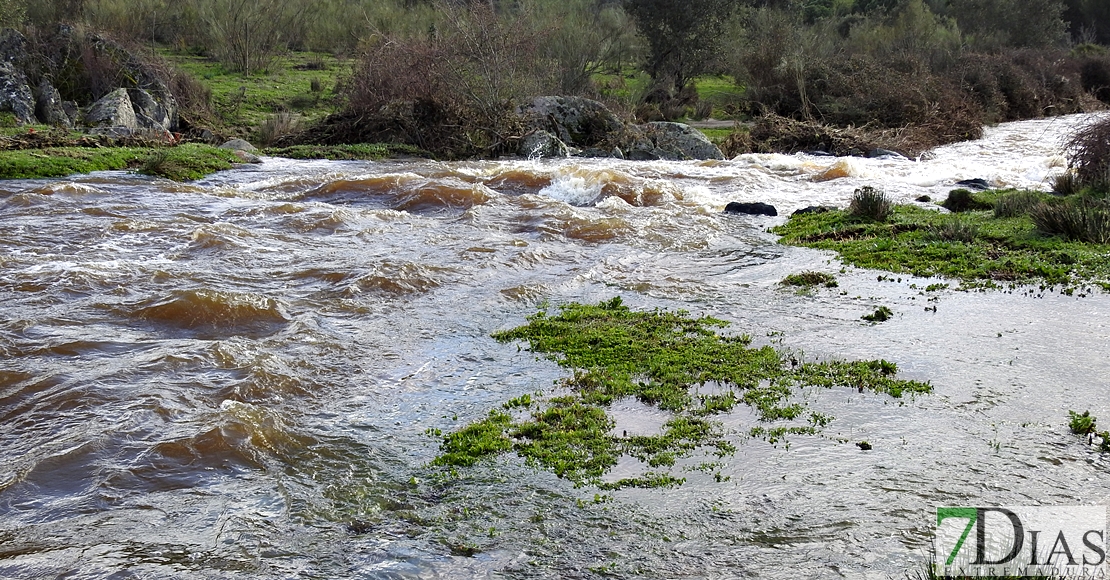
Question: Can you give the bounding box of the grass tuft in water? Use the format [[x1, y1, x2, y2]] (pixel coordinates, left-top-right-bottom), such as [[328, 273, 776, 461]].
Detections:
[[862, 306, 894, 322], [781, 271, 838, 288], [1067, 409, 1110, 452], [848, 186, 892, 221], [432, 298, 931, 488]]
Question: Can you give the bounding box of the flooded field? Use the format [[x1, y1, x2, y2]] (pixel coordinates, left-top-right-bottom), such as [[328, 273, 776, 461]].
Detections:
[[2, 113, 1108, 579]]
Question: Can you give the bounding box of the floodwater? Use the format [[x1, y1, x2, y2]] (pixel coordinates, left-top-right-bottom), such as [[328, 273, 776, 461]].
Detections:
[[2, 113, 1109, 579]]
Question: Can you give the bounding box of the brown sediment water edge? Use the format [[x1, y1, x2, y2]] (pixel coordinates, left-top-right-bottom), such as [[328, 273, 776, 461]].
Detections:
[[1, 114, 1108, 579]]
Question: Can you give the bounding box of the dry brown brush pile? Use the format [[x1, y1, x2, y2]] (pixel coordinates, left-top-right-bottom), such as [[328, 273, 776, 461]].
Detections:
[[292, 7, 563, 158]]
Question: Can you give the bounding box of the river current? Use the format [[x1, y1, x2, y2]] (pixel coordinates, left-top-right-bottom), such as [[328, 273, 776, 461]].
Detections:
[[2, 114, 1109, 579]]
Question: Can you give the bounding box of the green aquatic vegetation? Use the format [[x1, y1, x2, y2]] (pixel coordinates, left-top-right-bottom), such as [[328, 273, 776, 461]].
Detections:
[[1069, 410, 1096, 435], [862, 305, 894, 322], [781, 271, 838, 288], [433, 298, 931, 488], [1066, 410, 1110, 453], [771, 196, 1110, 292]]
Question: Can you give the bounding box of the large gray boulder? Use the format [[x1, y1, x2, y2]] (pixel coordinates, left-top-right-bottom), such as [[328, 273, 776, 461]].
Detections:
[[625, 122, 725, 161], [128, 88, 174, 130], [0, 28, 28, 69], [82, 87, 177, 134], [35, 81, 73, 127], [519, 96, 625, 148], [219, 138, 257, 152], [519, 129, 569, 158], [0, 61, 35, 125], [83, 88, 138, 132]]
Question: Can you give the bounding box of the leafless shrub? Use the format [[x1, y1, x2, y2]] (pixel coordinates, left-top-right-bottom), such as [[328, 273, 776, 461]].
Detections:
[[1063, 115, 1110, 193], [327, 4, 560, 157], [258, 111, 299, 146]]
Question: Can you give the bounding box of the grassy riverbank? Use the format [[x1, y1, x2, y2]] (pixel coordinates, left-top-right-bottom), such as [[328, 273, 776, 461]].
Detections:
[[772, 189, 1110, 294], [0, 139, 238, 181]]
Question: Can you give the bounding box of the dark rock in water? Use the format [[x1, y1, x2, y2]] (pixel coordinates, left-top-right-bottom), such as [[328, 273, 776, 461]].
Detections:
[[577, 147, 613, 158], [915, 195, 932, 202], [955, 178, 990, 190], [625, 147, 660, 161], [792, 205, 834, 216], [231, 150, 262, 164], [867, 148, 905, 159], [725, 201, 778, 216], [805, 150, 834, 157]]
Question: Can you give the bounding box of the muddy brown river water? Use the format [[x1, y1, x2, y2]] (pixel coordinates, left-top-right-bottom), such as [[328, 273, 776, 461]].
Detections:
[[2, 114, 1109, 579]]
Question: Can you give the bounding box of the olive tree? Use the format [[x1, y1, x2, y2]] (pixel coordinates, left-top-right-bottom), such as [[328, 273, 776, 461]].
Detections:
[[623, 0, 740, 93]]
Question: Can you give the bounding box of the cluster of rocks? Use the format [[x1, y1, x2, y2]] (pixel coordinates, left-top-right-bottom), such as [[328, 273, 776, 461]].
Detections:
[[516, 96, 725, 161], [0, 26, 177, 137]]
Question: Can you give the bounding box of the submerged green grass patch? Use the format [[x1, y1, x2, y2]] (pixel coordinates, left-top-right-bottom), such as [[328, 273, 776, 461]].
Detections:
[[772, 190, 1110, 293], [433, 297, 930, 489]]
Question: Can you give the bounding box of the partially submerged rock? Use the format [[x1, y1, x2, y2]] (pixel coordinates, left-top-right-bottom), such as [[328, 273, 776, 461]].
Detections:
[[519, 96, 624, 149], [625, 121, 725, 161], [519, 96, 725, 161], [724, 201, 778, 216], [519, 129, 569, 158], [955, 178, 991, 190]]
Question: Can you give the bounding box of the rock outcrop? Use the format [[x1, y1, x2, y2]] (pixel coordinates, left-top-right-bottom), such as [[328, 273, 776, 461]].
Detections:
[[519, 96, 624, 149], [84, 88, 139, 131], [519, 129, 569, 158], [0, 25, 178, 133], [519, 96, 725, 161], [0, 61, 35, 125], [624, 121, 725, 161], [34, 81, 73, 128]]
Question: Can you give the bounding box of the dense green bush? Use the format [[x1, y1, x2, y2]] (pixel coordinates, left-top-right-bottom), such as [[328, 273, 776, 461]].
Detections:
[[625, 0, 736, 95]]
